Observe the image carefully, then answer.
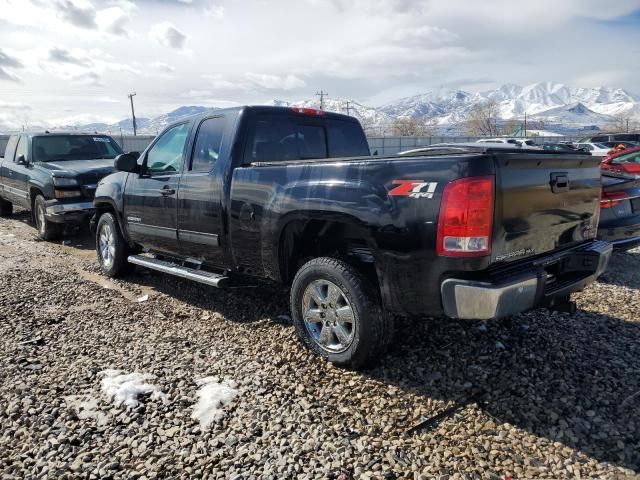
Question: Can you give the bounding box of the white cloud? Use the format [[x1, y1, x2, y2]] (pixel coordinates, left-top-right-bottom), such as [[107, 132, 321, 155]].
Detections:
[[150, 61, 175, 73], [55, 0, 97, 29], [204, 3, 224, 19], [244, 72, 306, 91], [150, 21, 188, 50], [96, 1, 137, 37]]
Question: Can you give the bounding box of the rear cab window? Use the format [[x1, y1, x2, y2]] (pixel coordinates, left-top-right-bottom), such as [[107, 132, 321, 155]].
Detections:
[[245, 111, 369, 163]]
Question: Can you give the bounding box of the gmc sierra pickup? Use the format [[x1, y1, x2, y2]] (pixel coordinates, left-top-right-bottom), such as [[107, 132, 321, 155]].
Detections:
[[0, 132, 123, 239], [92, 106, 612, 368]]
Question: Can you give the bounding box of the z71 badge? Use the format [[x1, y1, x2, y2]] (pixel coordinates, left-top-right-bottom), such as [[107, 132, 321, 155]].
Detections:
[[389, 180, 438, 199]]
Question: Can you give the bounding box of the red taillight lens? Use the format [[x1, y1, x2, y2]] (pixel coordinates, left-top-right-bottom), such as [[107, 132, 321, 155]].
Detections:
[[600, 191, 628, 209], [291, 107, 326, 116], [437, 176, 495, 257]]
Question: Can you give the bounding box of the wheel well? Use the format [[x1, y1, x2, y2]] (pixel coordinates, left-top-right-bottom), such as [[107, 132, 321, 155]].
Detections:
[[279, 219, 380, 289]]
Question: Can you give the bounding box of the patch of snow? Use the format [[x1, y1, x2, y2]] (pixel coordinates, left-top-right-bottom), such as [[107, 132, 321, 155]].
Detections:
[[65, 395, 109, 425], [191, 377, 239, 429], [99, 369, 168, 408]]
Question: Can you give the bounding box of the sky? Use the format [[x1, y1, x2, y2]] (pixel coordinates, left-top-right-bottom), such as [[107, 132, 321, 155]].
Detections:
[[0, 0, 639, 129]]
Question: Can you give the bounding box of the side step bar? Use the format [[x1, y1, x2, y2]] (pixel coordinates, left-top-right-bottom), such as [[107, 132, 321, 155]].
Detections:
[[128, 255, 229, 288]]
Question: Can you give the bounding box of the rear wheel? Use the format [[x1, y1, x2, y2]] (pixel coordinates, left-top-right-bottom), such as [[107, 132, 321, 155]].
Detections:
[[96, 212, 130, 277], [0, 197, 12, 217], [33, 195, 62, 240], [290, 257, 393, 369]]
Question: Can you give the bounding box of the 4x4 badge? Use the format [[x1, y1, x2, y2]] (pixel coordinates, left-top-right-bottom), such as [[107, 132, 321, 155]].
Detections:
[[389, 180, 438, 199]]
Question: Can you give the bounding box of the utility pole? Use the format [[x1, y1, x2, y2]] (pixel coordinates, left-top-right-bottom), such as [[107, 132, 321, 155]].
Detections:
[[345, 100, 351, 116], [627, 118, 630, 133], [316, 90, 328, 111], [128, 92, 137, 136], [524, 112, 527, 137]]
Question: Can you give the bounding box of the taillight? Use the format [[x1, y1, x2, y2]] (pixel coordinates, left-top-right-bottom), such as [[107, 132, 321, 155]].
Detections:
[[600, 191, 628, 209], [437, 176, 494, 257], [291, 107, 325, 116]]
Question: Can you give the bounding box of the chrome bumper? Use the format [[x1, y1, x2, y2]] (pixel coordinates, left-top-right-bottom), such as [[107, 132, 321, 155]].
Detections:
[[441, 241, 612, 320], [45, 201, 94, 216]]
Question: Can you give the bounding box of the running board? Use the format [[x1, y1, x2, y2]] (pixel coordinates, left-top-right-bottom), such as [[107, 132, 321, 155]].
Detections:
[[127, 255, 229, 288]]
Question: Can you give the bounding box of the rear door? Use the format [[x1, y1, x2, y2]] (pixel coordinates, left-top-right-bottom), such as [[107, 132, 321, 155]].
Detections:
[[0, 135, 19, 203], [2, 135, 31, 208], [176, 115, 228, 266], [123, 122, 189, 255], [492, 151, 602, 264]]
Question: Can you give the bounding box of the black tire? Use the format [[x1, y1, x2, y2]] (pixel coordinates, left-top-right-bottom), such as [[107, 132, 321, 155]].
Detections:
[[290, 257, 393, 369], [0, 197, 12, 217], [95, 212, 130, 277], [33, 194, 63, 240]]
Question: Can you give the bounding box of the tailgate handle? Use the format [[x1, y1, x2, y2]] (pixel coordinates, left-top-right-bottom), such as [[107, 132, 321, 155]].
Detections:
[[550, 173, 569, 193]]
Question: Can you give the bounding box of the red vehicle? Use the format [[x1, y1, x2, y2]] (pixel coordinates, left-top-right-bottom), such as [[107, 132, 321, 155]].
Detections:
[[601, 146, 640, 176]]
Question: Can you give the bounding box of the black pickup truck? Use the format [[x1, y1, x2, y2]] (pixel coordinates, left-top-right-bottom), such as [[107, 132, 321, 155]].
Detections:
[[92, 106, 612, 368], [0, 132, 123, 239]]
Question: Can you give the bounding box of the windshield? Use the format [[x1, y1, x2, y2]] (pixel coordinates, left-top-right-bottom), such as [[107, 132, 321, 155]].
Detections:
[[594, 143, 608, 149], [32, 135, 123, 162]]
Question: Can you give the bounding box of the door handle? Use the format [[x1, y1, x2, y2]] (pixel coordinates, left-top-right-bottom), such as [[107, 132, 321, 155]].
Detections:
[[160, 187, 176, 196]]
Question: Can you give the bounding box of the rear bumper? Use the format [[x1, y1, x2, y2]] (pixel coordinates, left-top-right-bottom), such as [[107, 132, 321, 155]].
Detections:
[[44, 200, 94, 224], [441, 240, 612, 320]]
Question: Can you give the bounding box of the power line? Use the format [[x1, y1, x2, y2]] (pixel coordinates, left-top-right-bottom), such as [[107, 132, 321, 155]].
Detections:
[[128, 92, 137, 136], [316, 90, 328, 111]]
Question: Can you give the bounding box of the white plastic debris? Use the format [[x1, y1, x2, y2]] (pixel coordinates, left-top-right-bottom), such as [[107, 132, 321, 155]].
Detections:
[[191, 377, 239, 429], [99, 369, 168, 408], [137, 294, 149, 303]]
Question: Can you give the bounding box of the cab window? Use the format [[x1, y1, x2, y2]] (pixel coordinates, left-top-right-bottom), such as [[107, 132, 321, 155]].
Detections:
[[14, 136, 28, 162], [146, 123, 189, 174], [191, 117, 225, 172]]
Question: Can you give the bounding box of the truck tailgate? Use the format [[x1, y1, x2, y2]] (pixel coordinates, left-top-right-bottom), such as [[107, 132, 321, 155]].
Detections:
[[492, 152, 602, 264]]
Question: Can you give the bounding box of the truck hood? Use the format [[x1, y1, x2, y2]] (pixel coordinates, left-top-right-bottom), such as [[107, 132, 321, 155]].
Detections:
[[37, 159, 117, 185]]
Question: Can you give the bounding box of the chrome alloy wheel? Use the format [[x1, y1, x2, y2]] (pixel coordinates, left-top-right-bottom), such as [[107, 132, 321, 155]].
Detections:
[[36, 201, 46, 235], [302, 279, 356, 353], [98, 223, 116, 268]]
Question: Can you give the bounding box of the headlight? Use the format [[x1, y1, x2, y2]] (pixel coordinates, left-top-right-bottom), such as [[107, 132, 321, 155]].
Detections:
[[54, 189, 82, 199], [53, 177, 78, 187]]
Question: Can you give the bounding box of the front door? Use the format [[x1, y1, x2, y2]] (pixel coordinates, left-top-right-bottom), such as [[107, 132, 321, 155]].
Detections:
[[176, 116, 226, 266], [124, 122, 190, 255]]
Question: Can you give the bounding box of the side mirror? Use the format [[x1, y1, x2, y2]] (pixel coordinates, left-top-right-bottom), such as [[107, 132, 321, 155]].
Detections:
[[16, 155, 27, 166], [114, 153, 140, 173], [128, 151, 140, 160]]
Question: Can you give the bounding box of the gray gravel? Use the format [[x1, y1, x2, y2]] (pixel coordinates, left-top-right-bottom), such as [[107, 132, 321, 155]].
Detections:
[[1, 210, 639, 479]]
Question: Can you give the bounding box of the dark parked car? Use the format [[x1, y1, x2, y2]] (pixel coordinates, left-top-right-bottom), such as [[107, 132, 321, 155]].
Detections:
[[579, 132, 640, 144], [0, 132, 123, 239], [599, 174, 640, 250], [92, 106, 611, 368], [542, 143, 589, 153]]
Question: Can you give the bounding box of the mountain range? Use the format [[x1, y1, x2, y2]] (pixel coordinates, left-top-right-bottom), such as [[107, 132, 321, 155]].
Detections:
[[3, 82, 638, 136]]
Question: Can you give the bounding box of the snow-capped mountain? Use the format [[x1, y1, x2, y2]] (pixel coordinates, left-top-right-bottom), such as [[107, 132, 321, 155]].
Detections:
[[380, 82, 639, 127], [530, 102, 613, 126], [267, 98, 390, 129], [18, 81, 637, 136]]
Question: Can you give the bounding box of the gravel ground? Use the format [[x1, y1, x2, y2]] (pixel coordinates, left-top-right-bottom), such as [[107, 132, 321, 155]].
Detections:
[[0, 210, 639, 480]]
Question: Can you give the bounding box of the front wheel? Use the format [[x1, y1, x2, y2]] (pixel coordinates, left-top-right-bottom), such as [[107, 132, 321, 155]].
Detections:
[[33, 195, 62, 240], [290, 257, 393, 369], [96, 212, 130, 277]]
